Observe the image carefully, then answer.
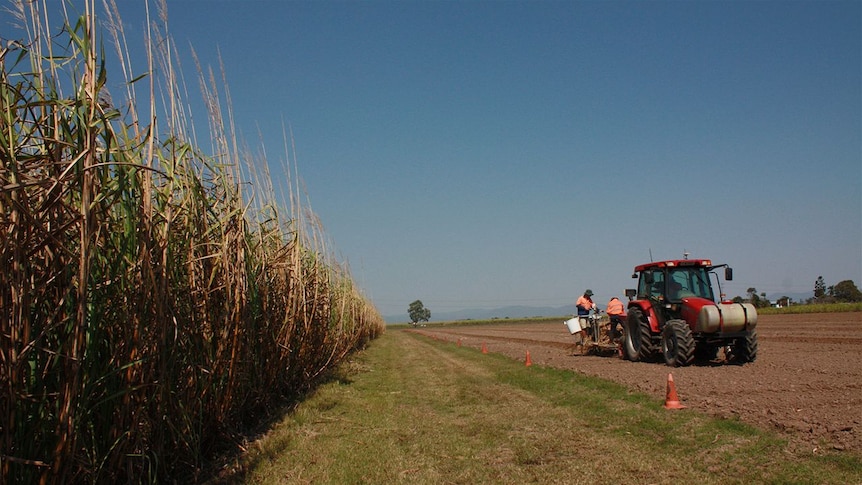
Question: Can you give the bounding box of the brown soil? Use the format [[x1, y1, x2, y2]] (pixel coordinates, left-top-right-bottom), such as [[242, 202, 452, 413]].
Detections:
[[412, 312, 862, 455]]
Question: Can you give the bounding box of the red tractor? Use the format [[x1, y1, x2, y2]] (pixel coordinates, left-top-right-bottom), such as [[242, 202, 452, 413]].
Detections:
[[623, 259, 758, 366]]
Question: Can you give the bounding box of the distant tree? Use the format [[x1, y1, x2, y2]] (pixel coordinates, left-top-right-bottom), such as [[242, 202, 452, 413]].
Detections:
[[732, 296, 745, 304], [814, 276, 826, 299], [408, 300, 431, 326], [743, 288, 769, 308], [746, 288, 760, 306], [832, 280, 862, 302]]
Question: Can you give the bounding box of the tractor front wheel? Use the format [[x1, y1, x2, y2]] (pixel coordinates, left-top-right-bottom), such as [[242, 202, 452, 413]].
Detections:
[[727, 328, 759, 364], [661, 319, 695, 367]]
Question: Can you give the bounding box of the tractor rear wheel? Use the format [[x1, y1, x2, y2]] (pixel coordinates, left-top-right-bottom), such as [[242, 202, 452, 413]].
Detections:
[[727, 328, 758, 364], [661, 319, 695, 367], [623, 308, 654, 361]]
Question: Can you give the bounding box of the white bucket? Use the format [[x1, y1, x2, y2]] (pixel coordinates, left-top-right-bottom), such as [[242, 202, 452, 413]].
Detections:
[[564, 317, 580, 334]]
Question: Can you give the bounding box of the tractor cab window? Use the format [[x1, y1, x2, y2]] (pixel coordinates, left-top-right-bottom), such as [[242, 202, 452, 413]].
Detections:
[[638, 271, 665, 300], [668, 268, 714, 302], [667, 270, 690, 301]]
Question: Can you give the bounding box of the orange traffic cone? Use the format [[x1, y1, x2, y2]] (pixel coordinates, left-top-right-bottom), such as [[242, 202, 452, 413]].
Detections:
[[663, 373, 686, 410], [525, 350, 533, 367], [481, 342, 488, 354]]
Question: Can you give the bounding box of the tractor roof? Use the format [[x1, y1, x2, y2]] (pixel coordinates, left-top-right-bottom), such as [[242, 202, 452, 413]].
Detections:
[[634, 259, 713, 272]]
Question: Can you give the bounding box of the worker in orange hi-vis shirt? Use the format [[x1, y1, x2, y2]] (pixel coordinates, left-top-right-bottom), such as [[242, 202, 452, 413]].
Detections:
[[606, 296, 626, 341], [576, 289, 595, 315], [575, 290, 596, 345]]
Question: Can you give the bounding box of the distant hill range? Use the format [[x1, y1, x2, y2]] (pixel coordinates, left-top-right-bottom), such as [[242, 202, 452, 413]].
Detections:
[[383, 292, 813, 324]]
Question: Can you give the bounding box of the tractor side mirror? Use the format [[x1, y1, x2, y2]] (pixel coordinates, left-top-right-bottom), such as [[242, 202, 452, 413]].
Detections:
[[631, 273, 638, 279], [725, 267, 733, 281], [625, 288, 637, 301]]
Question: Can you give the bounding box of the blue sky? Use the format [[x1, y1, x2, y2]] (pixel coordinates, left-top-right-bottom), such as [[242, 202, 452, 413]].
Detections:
[[44, 1, 862, 318]]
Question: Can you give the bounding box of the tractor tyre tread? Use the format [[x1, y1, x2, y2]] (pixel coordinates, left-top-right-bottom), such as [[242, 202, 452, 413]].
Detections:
[[662, 319, 695, 367], [624, 308, 656, 361], [728, 328, 758, 364]]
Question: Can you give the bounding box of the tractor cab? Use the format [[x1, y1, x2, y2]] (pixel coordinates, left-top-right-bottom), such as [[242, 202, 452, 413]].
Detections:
[[632, 259, 730, 306]]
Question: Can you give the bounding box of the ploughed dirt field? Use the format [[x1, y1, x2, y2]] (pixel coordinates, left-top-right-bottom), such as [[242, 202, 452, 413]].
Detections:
[[411, 312, 862, 455]]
